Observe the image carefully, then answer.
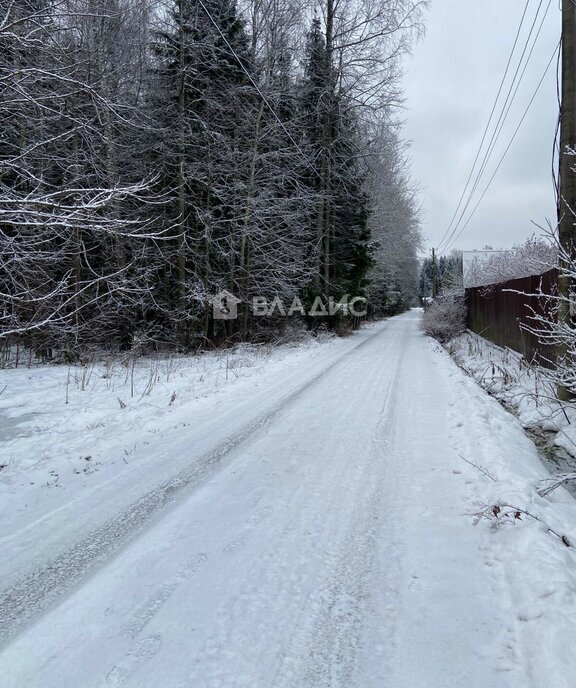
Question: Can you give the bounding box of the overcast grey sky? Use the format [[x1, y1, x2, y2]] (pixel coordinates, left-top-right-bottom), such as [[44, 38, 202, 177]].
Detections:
[[402, 0, 561, 255]]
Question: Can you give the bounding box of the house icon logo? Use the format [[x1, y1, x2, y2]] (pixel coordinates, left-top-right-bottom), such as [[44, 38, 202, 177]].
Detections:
[[211, 290, 241, 320]]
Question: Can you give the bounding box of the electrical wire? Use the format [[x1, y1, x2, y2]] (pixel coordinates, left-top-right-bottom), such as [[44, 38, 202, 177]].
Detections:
[[442, 40, 561, 253], [439, 0, 553, 253], [435, 0, 534, 251]]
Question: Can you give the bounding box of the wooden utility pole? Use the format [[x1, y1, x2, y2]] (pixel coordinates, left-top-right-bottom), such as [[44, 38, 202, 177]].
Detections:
[[558, 1, 576, 399], [432, 248, 438, 298]]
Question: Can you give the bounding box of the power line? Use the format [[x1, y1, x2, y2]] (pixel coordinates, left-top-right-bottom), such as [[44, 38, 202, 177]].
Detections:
[[435, 0, 533, 251], [439, 0, 550, 251], [442, 40, 561, 253], [439, 0, 553, 252]]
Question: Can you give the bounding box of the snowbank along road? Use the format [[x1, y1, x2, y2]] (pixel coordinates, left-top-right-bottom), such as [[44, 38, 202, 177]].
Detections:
[[1, 310, 576, 687]]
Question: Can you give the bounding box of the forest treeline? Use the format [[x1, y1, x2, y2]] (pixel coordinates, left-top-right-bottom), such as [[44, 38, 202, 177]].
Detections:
[[1, 0, 425, 357]]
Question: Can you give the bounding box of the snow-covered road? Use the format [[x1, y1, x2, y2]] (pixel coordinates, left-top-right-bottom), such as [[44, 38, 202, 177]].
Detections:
[[2, 311, 576, 687]]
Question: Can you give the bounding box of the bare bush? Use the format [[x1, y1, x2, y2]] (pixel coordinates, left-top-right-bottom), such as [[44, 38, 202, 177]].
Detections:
[[420, 294, 466, 343], [512, 225, 576, 396], [470, 502, 571, 548]]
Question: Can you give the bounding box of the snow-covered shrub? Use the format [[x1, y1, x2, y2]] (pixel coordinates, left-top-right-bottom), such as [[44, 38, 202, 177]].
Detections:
[[464, 237, 556, 288], [420, 293, 466, 343]]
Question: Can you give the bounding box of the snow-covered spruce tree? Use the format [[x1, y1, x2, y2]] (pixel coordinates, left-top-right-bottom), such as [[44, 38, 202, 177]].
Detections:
[[298, 15, 336, 306], [299, 16, 372, 324], [148, 0, 260, 346], [419, 250, 462, 301], [329, 110, 372, 306]]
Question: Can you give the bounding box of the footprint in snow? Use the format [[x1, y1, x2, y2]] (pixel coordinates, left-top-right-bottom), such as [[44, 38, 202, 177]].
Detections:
[[223, 538, 245, 553], [128, 633, 162, 659], [105, 635, 163, 686], [245, 505, 274, 528], [105, 665, 130, 685]]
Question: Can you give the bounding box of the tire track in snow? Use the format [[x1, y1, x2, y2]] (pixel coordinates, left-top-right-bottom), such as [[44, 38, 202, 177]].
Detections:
[[285, 357, 405, 688], [0, 323, 388, 646]]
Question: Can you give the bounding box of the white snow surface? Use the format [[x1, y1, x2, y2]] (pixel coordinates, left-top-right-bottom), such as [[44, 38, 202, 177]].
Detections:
[[1, 311, 576, 687], [448, 331, 576, 459]]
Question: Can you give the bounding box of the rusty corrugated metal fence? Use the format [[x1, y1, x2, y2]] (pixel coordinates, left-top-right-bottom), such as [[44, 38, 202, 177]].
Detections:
[[465, 269, 557, 367]]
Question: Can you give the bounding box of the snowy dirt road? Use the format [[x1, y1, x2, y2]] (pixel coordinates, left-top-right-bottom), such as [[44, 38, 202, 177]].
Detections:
[[1, 311, 576, 687]]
